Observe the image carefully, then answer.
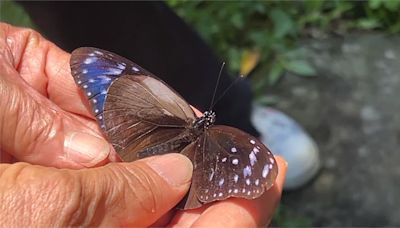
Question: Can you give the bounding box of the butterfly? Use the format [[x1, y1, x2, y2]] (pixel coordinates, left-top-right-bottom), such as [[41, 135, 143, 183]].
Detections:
[[70, 47, 278, 209]]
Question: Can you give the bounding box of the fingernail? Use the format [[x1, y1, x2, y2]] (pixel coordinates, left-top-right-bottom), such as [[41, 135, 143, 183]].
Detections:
[[147, 153, 193, 187], [65, 132, 111, 166]]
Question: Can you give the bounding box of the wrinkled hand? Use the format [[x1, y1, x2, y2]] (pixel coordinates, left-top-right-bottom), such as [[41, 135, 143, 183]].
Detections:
[[0, 23, 287, 227]]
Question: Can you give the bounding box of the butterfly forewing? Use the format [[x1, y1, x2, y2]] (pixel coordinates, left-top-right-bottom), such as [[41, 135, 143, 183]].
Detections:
[[194, 126, 278, 204], [70, 47, 154, 128], [103, 75, 196, 161]]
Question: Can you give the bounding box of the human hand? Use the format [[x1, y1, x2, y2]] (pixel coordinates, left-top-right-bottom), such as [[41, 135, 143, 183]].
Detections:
[[0, 23, 287, 226]]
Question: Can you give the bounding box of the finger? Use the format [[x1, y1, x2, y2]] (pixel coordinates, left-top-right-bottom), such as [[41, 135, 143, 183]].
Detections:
[[77, 154, 192, 226], [0, 22, 92, 118], [170, 156, 287, 227], [0, 150, 15, 163], [0, 154, 192, 227], [0, 61, 113, 167]]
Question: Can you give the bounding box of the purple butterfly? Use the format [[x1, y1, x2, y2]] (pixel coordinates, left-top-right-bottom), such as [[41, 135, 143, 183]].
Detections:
[[70, 47, 278, 209]]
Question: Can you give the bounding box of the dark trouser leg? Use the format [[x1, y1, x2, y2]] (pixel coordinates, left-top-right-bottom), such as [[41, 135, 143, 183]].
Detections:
[[20, 1, 259, 136]]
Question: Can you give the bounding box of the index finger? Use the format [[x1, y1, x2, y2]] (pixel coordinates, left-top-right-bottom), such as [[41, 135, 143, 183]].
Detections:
[[1, 23, 91, 118]]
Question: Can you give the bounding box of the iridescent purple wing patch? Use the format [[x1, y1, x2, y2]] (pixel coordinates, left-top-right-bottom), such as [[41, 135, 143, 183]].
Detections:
[[70, 47, 152, 128]]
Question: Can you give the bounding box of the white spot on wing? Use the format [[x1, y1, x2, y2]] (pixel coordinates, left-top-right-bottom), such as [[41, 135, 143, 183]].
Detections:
[[218, 178, 224, 186], [246, 179, 251, 185], [234, 189, 239, 193], [249, 151, 257, 166], [222, 157, 227, 162], [117, 63, 126, 70], [132, 66, 140, 72], [82, 69, 88, 74], [243, 165, 252, 177], [250, 139, 255, 144], [234, 174, 239, 183], [231, 147, 237, 153], [218, 192, 223, 197], [84, 57, 97, 64], [262, 165, 269, 178], [269, 158, 275, 164], [232, 158, 239, 165], [255, 179, 260, 186], [253, 147, 259, 154], [105, 68, 122, 75]]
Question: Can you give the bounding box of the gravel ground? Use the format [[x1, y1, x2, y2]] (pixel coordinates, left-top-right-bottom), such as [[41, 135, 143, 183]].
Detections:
[[268, 34, 400, 226]]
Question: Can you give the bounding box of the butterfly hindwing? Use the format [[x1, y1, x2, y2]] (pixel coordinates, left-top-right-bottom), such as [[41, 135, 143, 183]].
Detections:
[[195, 126, 278, 204]]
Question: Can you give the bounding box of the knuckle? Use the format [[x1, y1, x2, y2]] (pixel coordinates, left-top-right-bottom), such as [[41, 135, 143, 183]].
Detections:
[[107, 163, 162, 213], [17, 99, 63, 158], [0, 163, 79, 226]]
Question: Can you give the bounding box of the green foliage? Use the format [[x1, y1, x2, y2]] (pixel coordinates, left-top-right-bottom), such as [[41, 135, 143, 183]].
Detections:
[[0, 1, 35, 28], [167, 0, 400, 97], [272, 205, 312, 227]]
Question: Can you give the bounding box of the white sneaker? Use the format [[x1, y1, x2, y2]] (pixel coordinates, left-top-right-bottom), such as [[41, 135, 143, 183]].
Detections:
[[251, 105, 320, 190]]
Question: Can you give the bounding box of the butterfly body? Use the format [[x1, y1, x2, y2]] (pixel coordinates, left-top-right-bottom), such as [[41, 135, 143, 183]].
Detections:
[[136, 110, 215, 159], [70, 47, 278, 209]]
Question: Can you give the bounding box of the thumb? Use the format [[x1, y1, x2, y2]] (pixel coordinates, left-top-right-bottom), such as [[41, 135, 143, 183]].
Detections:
[[76, 153, 193, 226], [0, 154, 192, 227]]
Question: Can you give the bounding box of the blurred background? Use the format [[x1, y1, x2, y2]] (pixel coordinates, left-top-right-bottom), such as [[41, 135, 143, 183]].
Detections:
[[2, 1, 400, 226]]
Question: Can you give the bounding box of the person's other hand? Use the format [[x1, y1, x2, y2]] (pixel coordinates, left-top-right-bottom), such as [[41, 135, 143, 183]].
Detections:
[[0, 23, 287, 226]]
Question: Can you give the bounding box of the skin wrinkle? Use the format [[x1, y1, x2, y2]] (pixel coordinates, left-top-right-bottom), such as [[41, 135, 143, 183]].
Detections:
[[117, 163, 157, 213], [66, 165, 126, 226], [105, 163, 164, 226], [20, 29, 49, 97], [64, 170, 99, 227], [13, 28, 31, 72], [3, 82, 21, 154], [0, 76, 6, 147], [31, 168, 79, 227], [13, 88, 51, 159], [65, 173, 91, 226], [1, 163, 69, 226]]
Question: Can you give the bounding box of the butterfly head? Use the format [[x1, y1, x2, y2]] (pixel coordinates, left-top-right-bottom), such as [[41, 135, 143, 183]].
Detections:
[[203, 111, 216, 129], [193, 111, 216, 130]]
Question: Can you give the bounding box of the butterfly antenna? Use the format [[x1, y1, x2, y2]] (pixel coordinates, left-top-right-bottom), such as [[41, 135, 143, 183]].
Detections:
[[208, 62, 225, 111], [210, 75, 244, 110]]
